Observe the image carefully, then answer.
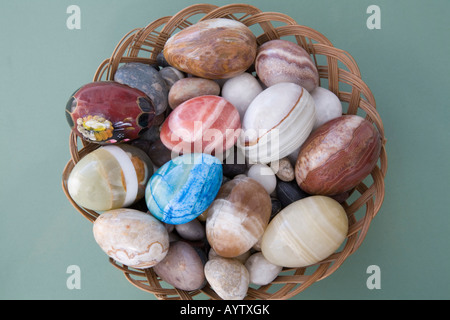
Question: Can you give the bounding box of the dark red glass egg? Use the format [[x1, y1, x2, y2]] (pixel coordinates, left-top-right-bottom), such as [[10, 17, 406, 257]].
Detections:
[[66, 81, 155, 144]]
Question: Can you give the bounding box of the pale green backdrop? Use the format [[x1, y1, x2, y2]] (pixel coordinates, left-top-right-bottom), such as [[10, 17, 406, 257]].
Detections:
[[1, 0, 448, 300]]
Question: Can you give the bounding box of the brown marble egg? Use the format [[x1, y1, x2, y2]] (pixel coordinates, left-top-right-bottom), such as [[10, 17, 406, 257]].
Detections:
[[255, 39, 319, 92], [163, 18, 257, 79], [295, 115, 382, 196], [206, 176, 272, 258]]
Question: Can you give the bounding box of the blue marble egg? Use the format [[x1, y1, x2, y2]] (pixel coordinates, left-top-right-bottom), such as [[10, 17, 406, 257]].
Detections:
[[145, 153, 223, 225], [114, 62, 168, 115]]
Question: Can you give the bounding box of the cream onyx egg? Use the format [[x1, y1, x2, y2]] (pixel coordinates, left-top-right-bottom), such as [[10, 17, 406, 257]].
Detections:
[[261, 196, 348, 268], [67, 144, 153, 211]]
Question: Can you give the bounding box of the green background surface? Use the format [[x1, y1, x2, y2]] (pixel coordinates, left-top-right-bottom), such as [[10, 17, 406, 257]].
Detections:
[[1, 0, 449, 300]]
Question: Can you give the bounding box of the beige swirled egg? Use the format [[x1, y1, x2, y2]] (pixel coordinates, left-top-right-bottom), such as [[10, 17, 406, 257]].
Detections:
[[93, 209, 169, 269], [261, 196, 348, 268]]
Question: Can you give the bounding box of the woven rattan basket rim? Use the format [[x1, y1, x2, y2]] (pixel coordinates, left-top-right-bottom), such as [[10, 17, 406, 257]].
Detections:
[[61, 3, 387, 300]]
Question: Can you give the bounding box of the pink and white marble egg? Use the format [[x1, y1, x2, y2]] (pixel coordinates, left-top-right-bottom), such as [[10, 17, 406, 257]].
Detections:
[[160, 95, 241, 156]]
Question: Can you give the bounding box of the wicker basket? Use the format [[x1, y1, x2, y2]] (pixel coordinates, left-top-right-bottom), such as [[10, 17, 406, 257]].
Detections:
[[61, 3, 387, 300]]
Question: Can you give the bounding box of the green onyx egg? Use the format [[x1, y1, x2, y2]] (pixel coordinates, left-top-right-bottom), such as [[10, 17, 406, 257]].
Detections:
[[67, 144, 153, 211]]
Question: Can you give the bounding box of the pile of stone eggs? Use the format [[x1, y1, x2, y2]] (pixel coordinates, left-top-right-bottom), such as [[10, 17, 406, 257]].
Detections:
[[65, 18, 382, 300]]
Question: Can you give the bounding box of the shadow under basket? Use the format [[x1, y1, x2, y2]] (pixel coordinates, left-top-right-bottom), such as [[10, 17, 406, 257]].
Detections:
[[61, 3, 388, 300]]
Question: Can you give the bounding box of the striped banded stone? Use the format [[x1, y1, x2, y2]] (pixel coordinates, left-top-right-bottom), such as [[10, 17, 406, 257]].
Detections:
[[255, 39, 319, 92], [295, 115, 382, 196]]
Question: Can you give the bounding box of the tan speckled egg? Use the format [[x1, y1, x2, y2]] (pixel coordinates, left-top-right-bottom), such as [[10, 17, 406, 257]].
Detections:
[[204, 257, 249, 300], [261, 196, 348, 268], [93, 209, 169, 269], [206, 176, 272, 258]]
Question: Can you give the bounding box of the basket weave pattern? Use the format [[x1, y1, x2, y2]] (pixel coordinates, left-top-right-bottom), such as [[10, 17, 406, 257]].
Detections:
[[62, 4, 387, 300]]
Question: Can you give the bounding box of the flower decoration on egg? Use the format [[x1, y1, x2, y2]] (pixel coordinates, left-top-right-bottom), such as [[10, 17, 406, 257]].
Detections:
[[76, 115, 117, 143]]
